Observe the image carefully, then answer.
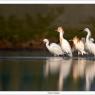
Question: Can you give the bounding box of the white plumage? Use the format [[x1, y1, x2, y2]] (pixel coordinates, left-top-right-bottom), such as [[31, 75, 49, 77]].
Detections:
[[84, 28, 95, 56], [90, 38, 94, 42], [43, 38, 64, 56], [56, 26, 72, 57], [71, 36, 86, 55]]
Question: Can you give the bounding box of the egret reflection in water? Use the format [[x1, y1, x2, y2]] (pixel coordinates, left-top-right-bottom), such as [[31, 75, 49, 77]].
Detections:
[[72, 58, 87, 80], [43, 57, 62, 77], [58, 58, 72, 91], [85, 60, 95, 91], [72, 58, 95, 91], [1, 50, 95, 91], [43, 56, 95, 91], [43, 57, 72, 91]]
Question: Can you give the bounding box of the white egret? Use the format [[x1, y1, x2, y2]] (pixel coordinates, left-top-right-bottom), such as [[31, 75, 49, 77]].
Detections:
[[84, 28, 95, 56], [43, 38, 64, 56], [56, 26, 72, 57], [70, 36, 86, 55]]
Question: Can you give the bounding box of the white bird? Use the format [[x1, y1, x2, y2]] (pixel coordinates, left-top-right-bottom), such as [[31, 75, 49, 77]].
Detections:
[[70, 36, 86, 55], [84, 28, 95, 56], [43, 38, 64, 56], [56, 26, 72, 57]]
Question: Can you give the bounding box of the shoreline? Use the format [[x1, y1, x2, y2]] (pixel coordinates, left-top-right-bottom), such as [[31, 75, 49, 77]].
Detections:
[[0, 48, 45, 51]]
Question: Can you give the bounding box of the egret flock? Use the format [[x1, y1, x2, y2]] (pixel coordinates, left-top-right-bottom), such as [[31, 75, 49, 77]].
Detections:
[[43, 27, 95, 57]]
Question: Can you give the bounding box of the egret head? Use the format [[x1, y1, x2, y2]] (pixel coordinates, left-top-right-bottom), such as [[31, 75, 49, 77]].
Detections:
[[56, 26, 64, 33], [43, 39, 49, 43], [73, 36, 79, 42], [84, 28, 90, 32], [72, 36, 80, 43]]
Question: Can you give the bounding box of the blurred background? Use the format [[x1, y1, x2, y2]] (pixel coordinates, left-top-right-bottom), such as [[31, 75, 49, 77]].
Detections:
[[0, 4, 94, 49]]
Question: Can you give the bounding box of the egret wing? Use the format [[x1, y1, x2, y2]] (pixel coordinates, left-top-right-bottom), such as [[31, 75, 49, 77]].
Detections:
[[50, 43, 63, 55]]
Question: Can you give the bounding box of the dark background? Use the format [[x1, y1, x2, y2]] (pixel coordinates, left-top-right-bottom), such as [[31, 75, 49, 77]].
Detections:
[[0, 4, 94, 49]]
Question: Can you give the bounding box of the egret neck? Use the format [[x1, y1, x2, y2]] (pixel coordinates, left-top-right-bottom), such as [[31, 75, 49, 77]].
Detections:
[[46, 40, 50, 49], [59, 31, 64, 44], [86, 30, 91, 42]]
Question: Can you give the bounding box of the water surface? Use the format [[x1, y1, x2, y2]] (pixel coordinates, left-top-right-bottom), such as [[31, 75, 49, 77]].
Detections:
[[0, 50, 95, 91]]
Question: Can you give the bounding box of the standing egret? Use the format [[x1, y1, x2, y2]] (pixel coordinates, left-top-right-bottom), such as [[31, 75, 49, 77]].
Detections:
[[84, 28, 95, 56], [43, 38, 64, 56], [56, 26, 72, 57], [70, 36, 86, 55]]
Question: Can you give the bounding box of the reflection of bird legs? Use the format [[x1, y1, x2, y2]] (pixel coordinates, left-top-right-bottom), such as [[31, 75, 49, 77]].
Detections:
[[85, 75, 91, 91], [44, 62, 49, 78], [58, 79, 64, 91], [85, 62, 95, 91], [58, 72, 64, 91], [58, 59, 72, 91], [78, 51, 81, 56]]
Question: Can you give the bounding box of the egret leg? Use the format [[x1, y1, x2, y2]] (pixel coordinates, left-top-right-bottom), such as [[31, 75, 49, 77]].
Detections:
[[78, 51, 81, 56]]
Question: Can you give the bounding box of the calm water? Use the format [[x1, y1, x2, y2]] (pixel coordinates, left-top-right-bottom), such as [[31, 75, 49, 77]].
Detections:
[[0, 50, 95, 91]]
